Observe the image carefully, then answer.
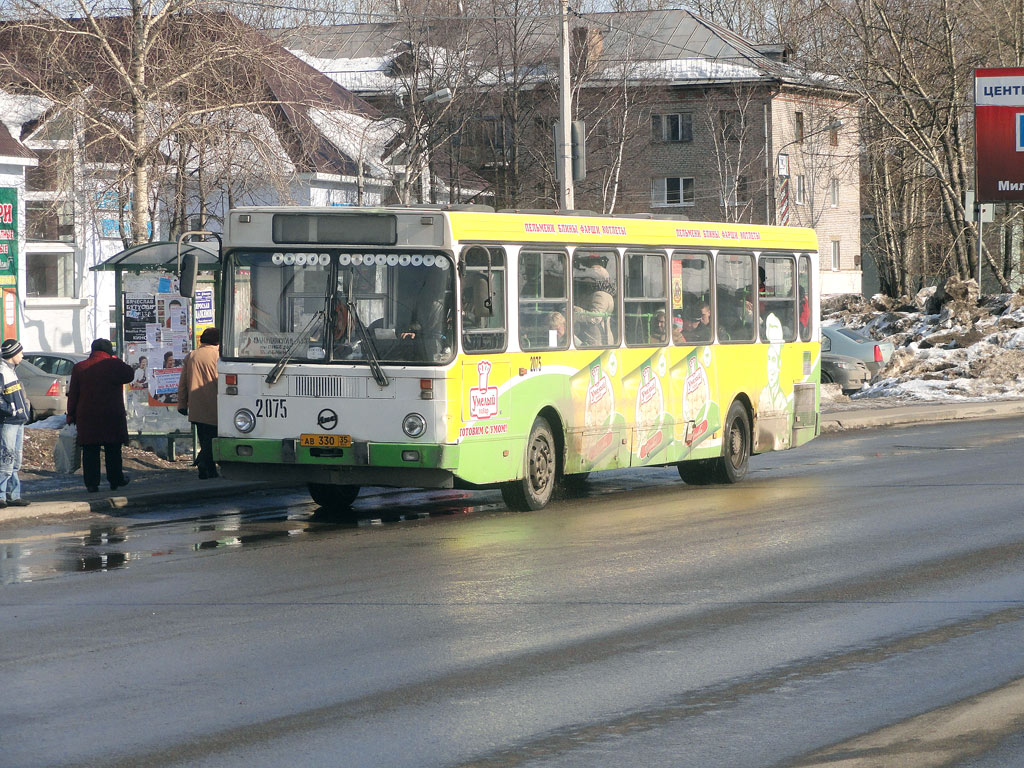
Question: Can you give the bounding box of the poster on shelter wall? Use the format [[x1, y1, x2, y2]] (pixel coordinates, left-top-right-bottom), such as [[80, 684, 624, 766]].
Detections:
[[976, 67, 1024, 202], [159, 296, 189, 330], [124, 294, 157, 342]]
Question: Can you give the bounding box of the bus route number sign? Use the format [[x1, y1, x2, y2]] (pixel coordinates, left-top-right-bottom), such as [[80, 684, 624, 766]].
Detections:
[[300, 434, 352, 448]]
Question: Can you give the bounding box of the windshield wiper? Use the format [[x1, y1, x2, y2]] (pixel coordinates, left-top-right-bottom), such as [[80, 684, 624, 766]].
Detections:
[[347, 301, 390, 388], [265, 310, 325, 385]]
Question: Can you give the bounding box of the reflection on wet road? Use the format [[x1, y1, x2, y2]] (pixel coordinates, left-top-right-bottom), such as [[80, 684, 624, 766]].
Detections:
[[0, 461, 700, 584]]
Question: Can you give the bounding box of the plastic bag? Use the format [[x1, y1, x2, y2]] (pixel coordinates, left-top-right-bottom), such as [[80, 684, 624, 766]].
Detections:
[[54, 423, 81, 475]]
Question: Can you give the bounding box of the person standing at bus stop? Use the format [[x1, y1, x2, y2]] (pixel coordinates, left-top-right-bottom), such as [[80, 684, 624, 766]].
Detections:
[[177, 327, 220, 479], [67, 339, 135, 493], [0, 339, 31, 507]]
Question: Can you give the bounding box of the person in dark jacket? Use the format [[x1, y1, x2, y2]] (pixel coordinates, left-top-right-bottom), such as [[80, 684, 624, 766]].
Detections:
[[0, 338, 31, 507], [67, 338, 134, 493]]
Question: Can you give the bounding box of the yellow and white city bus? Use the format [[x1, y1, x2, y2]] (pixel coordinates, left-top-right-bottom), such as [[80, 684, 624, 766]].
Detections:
[[212, 205, 821, 516]]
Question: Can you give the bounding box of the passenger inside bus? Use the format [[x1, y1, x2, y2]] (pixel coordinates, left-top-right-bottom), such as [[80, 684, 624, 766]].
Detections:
[[649, 309, 668, 344], [573, 263, 616, 347]]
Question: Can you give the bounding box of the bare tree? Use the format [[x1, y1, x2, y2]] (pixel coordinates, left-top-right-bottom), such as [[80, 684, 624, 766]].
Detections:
[[0, 2, 315, 246]]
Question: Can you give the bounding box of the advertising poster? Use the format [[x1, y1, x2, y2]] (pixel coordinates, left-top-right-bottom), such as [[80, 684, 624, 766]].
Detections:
[[975, 67, 1024, 202], [159, 296, 189, 330], [0, 187, 18, 341], [124, 293, 157, 342], [149, 360, 181, 406]]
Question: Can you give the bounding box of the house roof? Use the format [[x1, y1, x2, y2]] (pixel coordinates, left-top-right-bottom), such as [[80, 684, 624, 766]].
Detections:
[[0, 121, 35, 161], [276, 9, 819, 93]]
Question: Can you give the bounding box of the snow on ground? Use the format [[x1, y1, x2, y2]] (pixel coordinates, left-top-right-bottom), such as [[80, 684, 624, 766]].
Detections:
[[823, 279, 1024, 402]]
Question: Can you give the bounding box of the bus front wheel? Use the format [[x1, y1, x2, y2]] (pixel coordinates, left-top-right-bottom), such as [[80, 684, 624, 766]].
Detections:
[[308, 483, 361, 517], [501, 417, 556, 511], [712, 402, 750, 484]]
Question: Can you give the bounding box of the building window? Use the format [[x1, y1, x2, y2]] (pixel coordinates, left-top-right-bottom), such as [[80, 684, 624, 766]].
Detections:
[[830, 122, 839, 146], [830, 178, 839, 207], [652, 177, 695, 206], [652, 113, 693, 143], [26, 200, 74, 242], [795, 111, 805, 143], [831, 240, 841, 271], [795, 175, 807, 205], [723, 176, 749, 207], [25, 149, 62, 193], [719, 110, 742, 142], [26, 251, 74, 297]]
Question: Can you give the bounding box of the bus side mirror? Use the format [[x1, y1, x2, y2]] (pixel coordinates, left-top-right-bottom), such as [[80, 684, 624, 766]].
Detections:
[[179, 251, 198, 299]]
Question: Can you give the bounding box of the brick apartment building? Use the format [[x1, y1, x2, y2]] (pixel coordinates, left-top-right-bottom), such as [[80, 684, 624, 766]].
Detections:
[[283, 9, 862, 295]]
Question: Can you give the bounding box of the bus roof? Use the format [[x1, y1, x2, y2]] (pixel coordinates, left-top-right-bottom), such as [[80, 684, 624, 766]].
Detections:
[[226, 206, 819, 253]]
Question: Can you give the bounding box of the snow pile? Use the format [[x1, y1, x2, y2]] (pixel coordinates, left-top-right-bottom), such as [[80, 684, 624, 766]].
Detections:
[[823, 277, 1024, 402]]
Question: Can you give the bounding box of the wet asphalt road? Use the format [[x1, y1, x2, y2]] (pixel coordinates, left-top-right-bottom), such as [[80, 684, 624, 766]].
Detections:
[[3, 417, 1024, 768]]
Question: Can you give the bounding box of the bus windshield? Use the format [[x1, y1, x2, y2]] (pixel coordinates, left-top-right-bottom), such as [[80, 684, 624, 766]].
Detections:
[[225, 249, 456, 365]]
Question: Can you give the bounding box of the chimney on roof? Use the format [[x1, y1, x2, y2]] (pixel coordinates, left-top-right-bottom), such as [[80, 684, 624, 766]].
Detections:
[[754, 44, 792, 62], [572, 27, 604, 76]]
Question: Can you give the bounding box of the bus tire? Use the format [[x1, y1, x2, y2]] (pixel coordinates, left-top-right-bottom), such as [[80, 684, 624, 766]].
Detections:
[[501, 417, 556, 511], [308, 483, 361, 516], [677, 459, 713, 485], [712, 401, 750, 484]]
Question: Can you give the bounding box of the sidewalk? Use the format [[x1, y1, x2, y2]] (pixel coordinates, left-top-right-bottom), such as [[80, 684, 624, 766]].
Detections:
[[4, 398, 1023, 524]]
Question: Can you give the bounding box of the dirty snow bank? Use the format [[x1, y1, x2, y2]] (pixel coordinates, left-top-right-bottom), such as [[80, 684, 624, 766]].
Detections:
[[822, 277, 1024, 402]]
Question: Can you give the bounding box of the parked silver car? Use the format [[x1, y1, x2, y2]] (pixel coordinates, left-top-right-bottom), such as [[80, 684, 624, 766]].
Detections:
[[15, 359, 66, 421], [821, 325, 895, 377], [20, 352, 87, 422], [820, 352, 871, 395]]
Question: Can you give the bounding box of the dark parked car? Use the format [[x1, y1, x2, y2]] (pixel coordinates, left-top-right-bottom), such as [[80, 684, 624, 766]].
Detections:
[[821, 352, 871, 395], [821, 325, 895, 377]]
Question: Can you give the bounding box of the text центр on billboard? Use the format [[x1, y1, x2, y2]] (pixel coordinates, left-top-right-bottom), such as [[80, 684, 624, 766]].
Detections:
[[976, 67, 1024, 202]]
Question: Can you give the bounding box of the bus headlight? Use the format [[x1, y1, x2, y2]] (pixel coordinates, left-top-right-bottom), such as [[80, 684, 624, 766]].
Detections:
[[234, 408, 256, 433], [402, 413, 426, 438]]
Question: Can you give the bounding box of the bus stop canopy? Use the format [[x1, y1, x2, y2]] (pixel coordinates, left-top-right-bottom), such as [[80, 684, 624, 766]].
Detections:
[[91, 240, 220, 272]]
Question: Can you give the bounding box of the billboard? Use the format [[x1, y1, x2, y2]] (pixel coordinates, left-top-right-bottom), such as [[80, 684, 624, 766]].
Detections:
[[0, 187, 19, 341], [975, 67, 1024, 202]]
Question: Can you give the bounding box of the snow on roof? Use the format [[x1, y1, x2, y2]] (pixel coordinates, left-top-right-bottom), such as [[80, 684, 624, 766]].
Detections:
[[0, 89, 51, 142], [290, 51, 393, 93], [306, 108, 401, 178]]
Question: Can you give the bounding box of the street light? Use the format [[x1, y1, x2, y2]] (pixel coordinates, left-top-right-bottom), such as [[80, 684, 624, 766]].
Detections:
[[772, 118, 843, 225]]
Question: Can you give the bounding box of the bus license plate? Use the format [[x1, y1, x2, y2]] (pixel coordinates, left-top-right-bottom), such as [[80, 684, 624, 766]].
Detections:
[[300, 434, 352, 448]]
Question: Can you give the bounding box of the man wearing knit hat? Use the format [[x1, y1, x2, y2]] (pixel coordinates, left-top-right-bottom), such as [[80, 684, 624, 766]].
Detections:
[[0, 338, 31, 507], [177, 327, 220, 479]]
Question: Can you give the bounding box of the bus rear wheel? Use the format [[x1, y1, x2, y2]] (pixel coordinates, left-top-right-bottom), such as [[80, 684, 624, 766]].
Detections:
[[501, 417, 556, 511], [308, 483, 361, 518], [711, 402, 750, 484]]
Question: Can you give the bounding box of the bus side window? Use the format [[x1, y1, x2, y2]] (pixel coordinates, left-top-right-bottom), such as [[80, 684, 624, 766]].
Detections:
[[573, 249, 620, 348], [759, 256, 797, 342], [624, 251, 668, 346], [519, 250, 569, 350], [461, 246, 507, 353], [671, 251, 713, 345], [716, 253, 755, 343], [798, 255, 812, 341]]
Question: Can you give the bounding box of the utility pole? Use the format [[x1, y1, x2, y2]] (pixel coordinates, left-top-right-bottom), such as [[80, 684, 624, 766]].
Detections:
[[558, 0, 574, 210]]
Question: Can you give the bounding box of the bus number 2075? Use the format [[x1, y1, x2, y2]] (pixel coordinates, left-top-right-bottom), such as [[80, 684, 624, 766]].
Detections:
[[255, 398, 288, 418]]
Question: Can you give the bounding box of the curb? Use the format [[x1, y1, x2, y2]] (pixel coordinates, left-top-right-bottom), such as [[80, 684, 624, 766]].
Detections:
[[820, 400, 1024, 433]]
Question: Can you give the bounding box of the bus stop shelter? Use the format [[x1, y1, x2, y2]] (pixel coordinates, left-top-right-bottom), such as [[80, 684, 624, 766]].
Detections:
[[91, 240, 221, 459]]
